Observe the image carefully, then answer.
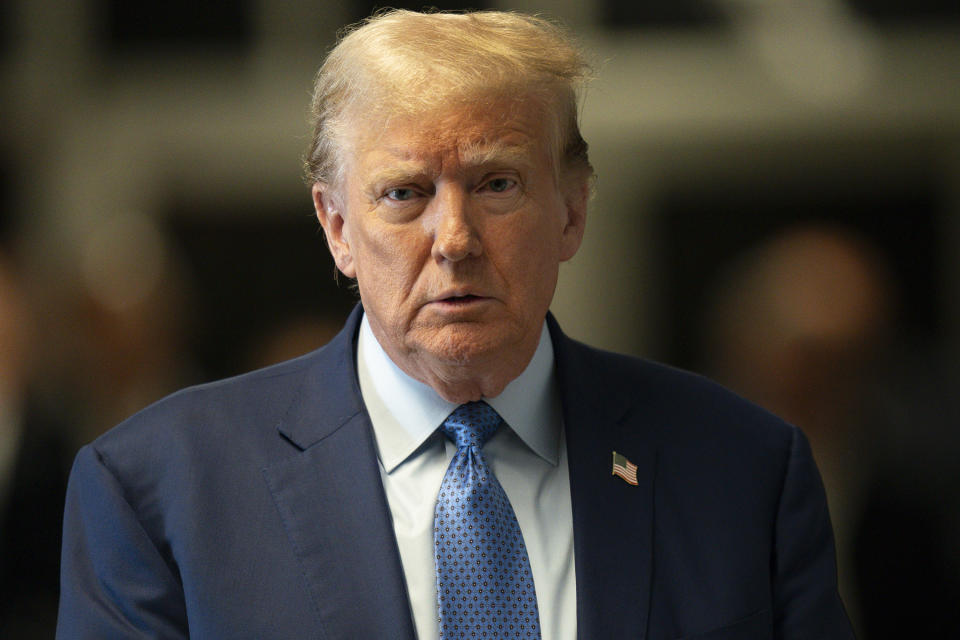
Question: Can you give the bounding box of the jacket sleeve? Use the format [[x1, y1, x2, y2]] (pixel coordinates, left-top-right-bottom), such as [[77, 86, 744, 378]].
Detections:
[[772, 426, 856, 639], [56, 444, 189, 639]]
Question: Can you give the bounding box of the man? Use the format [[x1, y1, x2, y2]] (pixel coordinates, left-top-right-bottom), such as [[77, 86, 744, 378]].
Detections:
[[58, 10, 854, 639]]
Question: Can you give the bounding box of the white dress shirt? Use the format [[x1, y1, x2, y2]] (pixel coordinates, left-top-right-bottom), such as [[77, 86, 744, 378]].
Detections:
[[357, 313, 577, 640]]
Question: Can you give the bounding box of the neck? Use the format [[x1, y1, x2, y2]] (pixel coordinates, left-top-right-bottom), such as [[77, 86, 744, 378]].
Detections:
[[364, 319, 541, 405], [405, 362, 521, 405], [397, 340, 538, 404]]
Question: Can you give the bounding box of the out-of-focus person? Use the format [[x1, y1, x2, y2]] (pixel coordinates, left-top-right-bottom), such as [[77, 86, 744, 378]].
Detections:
[[51, 213, 197, 446], [702, 223, 959, 638], [0, 215, 73, 638]]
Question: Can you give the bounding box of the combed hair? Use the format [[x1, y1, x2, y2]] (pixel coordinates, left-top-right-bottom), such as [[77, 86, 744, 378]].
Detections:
[[304, 9, 592, 188]]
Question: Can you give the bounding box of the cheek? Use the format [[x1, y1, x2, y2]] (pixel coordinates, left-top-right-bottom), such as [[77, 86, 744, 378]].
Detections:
[[510, 209, 566, 292], [510, 212, 564, 267], [353, 225, 430, 300], [491, 228, 561, 305]]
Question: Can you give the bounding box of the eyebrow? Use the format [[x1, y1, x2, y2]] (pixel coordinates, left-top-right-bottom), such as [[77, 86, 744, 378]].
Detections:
[[364, 139, 537, 191], [458, 140, 535, 171], [366, 163, 430, 189]]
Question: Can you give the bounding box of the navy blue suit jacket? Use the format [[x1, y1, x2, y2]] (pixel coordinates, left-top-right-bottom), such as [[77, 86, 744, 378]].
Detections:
[[58, 307, 854, 639]]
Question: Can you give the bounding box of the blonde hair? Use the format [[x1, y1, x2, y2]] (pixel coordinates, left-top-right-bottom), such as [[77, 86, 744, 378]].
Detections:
[[303, 9, 592, 188]]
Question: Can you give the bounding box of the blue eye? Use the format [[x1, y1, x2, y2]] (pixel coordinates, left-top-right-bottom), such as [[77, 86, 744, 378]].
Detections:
[[386, 188, 416, 201], [484, 178, 517, 194]]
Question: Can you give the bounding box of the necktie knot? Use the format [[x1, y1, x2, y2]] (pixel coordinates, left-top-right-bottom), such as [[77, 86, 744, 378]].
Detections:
[[441, 401, 501, 450]]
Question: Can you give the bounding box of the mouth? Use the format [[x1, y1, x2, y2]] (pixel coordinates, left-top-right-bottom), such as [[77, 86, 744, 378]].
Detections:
[[429, 292, 492, 310], [441, 294, 483, 303]]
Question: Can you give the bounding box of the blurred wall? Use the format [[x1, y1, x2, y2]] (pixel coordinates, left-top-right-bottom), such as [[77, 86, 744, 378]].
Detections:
[[2, 0, 958, 357]]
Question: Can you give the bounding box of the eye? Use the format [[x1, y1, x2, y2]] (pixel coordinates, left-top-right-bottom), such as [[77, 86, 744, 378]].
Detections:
[[480, 177, 519, 195], [385, 187, 417, 202]]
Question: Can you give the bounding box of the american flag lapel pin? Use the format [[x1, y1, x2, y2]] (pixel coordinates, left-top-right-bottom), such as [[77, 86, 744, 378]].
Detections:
[[611, 451, 639, 486]]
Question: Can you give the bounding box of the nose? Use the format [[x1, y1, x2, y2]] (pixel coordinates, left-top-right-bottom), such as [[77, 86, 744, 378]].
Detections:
[[430, 186, 482, 263]]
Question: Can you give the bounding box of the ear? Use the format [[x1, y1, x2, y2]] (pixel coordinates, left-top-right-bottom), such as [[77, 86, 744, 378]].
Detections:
[[312, 182, 357, 278], [559, 174, 589, 262]]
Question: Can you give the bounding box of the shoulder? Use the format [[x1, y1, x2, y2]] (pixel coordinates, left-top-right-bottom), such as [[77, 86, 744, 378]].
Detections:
[[101, 351, 314, 442], [557, 335, 818, 536], [555, 331, 798, 458], [88, 306, 364, 467], [78, 346, 337, 499]]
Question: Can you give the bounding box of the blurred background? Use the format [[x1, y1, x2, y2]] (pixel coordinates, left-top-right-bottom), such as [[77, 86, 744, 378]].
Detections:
[[1, 0, 958, 637]]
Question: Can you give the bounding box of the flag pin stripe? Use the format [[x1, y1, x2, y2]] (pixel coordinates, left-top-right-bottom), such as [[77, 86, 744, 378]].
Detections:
[[611, 451, 639, 485]]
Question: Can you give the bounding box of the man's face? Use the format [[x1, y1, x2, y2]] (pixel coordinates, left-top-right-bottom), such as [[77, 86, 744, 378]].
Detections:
[[314, 98, 587, 393]]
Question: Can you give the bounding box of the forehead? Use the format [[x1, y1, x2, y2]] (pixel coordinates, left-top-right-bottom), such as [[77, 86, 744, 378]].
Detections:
[[341, 98, 554, 176]]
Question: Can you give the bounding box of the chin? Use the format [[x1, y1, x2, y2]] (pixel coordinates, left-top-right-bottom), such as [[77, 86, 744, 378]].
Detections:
[[414, 323, 518, 367]]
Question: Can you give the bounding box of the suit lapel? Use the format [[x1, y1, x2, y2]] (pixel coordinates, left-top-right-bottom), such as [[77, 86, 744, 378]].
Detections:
[[261, 308, 655, 638], [550, 316, 656, 639], [262, 306, 416, 639]]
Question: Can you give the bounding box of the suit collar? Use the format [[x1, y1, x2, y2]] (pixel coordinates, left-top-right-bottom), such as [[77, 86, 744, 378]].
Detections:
[[549, 314, 656, 640], [274, 304, 366, 450]]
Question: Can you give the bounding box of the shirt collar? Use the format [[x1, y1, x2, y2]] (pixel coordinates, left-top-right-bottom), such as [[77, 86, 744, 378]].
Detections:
[[356, 313, 561, 473]]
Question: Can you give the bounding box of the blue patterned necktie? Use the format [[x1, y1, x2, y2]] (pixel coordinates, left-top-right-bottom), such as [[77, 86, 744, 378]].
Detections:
[[434, 401, 541, 639]]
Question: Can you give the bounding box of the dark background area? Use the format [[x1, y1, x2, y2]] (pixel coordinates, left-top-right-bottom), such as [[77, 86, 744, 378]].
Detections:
[[656, 181, 941, 370]]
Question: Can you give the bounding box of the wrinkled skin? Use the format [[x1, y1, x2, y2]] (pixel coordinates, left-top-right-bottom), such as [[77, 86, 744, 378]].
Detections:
[[314, 99, 588, 403]]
